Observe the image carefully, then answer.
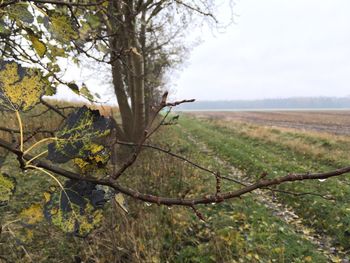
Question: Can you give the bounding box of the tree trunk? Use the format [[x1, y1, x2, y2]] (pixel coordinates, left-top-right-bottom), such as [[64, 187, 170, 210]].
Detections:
[[107, 2, 132, 138], [140, 9, 150, 127], [131, 49, 145, 141], [111, 59, 133, 139]]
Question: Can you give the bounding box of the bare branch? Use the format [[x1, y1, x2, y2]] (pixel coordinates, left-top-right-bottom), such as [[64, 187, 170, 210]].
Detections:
[[0, 136, 349, 207], [191, 205, 206, 221], [115, 140, 219, 176], [40, 98, 66, 119], [0, 0, 107, 8], [173, 0, 218, 23], [0, 126, 55, 136]]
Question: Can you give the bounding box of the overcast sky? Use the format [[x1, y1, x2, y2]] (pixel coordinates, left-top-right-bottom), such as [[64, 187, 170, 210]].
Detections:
[[56, 0, 350, 103], [173, 0, 350, 101]]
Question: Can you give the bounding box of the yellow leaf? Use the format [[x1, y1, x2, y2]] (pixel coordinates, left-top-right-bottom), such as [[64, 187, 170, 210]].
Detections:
[[48, 44, 66, 58], [50, 14, 78, 43], [304, 256, 312, 262], [0, 173, 16, 205], [115, 193, 128, 214], [43, 192, 51, 202], [20, 204, 44, 225], [28, 33, 46, 57], [0, 61, 46, 111]]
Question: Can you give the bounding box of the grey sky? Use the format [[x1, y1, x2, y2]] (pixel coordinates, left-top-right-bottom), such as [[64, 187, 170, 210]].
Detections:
[[173, 0, 350, 101], [55, 0, 350, 103]]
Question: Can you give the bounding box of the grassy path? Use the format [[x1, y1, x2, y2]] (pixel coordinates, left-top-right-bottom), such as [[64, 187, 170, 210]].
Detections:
[[179, 116, 350, 257], [164, 125, 331, 262], [183, 128, 346, 262]]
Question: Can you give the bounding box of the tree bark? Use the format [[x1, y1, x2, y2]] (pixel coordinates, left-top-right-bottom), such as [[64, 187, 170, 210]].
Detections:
[[131, 48, 145, 140], [108, 0, 134, 140]]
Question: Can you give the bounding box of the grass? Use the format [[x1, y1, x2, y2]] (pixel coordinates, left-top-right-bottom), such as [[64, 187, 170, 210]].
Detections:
[[0, 106, 331, 262], [179, 116, 350, 251]]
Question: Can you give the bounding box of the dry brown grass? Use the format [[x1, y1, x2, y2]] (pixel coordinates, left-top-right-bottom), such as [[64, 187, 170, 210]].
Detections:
[[210, 119, 350, 167]]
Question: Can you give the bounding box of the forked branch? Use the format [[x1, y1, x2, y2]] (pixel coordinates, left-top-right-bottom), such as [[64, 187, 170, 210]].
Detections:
[[0, 94, 346, 208], [0, 136, 349, 207]]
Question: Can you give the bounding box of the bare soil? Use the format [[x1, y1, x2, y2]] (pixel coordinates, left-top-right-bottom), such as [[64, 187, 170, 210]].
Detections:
[[185, 111, 350, 135]]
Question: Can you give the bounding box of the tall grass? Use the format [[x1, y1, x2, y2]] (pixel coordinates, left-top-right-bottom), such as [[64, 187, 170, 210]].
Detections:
[[0, 105, 332, 262]]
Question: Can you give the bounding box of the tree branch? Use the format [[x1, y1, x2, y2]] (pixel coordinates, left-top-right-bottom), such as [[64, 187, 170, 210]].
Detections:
[[0, 136, 349, 207], [0, 0, 107, 8], [40, 98, 66, 119], [173, 0, 218, 23]]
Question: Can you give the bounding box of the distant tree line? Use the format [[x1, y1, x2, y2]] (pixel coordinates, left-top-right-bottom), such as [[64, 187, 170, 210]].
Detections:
[[176, 97, 350, 110]]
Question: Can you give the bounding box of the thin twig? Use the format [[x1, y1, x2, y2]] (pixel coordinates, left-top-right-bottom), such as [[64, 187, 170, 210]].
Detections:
[[40, 98, 66, 119], [0, 137, 349, 207]]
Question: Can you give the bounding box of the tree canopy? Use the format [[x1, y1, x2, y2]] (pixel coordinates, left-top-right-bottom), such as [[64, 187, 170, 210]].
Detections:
[[0, 0, 224, 236], [1, 0, 220, 141]]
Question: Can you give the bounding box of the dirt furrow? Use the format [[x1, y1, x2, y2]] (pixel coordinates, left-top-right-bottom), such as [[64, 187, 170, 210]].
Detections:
[[183, 129, 350, 263], [186, 111, 350, 135]]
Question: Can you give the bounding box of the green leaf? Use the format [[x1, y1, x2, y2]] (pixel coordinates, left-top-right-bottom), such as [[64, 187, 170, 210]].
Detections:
[[44, 180, 105, 236], [0, 173, 16, 206], [28, 32, 47, 58], [67, 82, 80, 95], [50, 13, 78, 43], [0, 61, 47, 111], [78, 22, 92, 41], [47, 106, 115, 165], [85, 13, 101, 29], [47, 44, 67, 59], [96, 42, 109, 53], [0, 22, 4, 33], [46, 62, 61, 73], [0, 20, 10, 35], [80, 84, 94, 102], [44, 82, 57, 96], [8, 3, 34, 24]]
